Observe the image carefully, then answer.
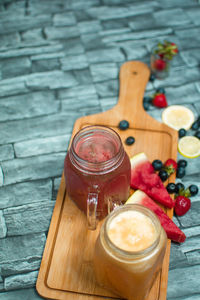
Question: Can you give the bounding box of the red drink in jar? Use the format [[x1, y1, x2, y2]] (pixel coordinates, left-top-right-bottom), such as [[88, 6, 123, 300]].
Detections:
[[64, 126, 131, 229]]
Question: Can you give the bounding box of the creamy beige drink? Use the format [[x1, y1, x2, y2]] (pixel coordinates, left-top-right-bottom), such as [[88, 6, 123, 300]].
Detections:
[[94, 205, 167, 300]]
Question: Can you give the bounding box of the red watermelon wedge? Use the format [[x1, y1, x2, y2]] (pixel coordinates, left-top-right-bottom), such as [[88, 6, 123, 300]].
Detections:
[[130, 153, 174, 208], [126, 190, 186, 243]]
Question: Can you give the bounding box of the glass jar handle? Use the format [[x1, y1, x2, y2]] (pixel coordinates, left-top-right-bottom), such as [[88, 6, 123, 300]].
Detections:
[[87, 192, 98, 230]]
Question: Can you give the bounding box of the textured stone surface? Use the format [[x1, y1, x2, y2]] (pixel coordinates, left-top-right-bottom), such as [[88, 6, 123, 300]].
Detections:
[[0, 145, 14, 162], [168, 265, 200, 298], [4, 201, 55, 236], [14, 135, 70, 158], [58, 84, 96, 99], [2, 153, 66, 185], [0, 57, 31, 79], [0, 44, 63, 59], [0, 288, 43, 300], [0, 167, 3, 187], [60, 54, 88, 71], [0, 113, 79, 145], [44, 26, 79, 40], [25, 70, 78, 90], [0, 179, 52, 209], [90, 63, 118, 82], [0, 210, 7, 238], [86, 48, 124, 63], [0, 91, 59, 121], [53, 12, 76, 27], [5, 271, 38, 290], [0, 0, 200, 298], [0, 233, 46, 264]]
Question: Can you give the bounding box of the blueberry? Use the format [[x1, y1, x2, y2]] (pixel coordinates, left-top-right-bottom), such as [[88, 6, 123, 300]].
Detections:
[[176, 167, 185, 179], [125, 136, 135, 145], [166, 183, 178, 194], [176, 182, 185, 193], [194, 130, 200, 139], [119, 120, 129, 130], [152, 159, 163, 171], [189, 184, 199, 196], [156, 87, 165, 94], [178, 159, 187, 168], [178, 128, 186, 138], [191, 120, 199, 131], [143, 96, 152, 103], [159, 169, 169, 182], [143, 102, 150, 111], [149, 73, 156, 82]]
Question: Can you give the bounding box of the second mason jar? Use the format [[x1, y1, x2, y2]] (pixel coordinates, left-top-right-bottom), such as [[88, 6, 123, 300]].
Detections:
[[93, 204, 167, 300], [64, 125, 131, 229]]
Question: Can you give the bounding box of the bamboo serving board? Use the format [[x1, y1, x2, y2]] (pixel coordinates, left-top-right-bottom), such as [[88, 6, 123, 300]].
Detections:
[[36, 61, 178, 300]]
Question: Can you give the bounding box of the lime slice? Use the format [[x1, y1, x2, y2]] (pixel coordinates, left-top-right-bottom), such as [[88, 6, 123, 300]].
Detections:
[[178, 136, 200, 158], [162, 105, 195, 130]]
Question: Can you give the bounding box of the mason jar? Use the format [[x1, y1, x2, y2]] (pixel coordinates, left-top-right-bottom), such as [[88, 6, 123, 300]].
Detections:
[[93, 204, 167, 300], [64, 125, 131, 230]]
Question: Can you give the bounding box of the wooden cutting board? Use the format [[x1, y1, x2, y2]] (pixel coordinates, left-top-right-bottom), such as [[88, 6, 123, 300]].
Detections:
[[36, 61, 178, 300]]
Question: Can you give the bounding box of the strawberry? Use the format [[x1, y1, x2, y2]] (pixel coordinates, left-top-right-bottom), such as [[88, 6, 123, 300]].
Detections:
[[152, 93, 168, 108], [164, 159, 177, 175], [170, 42, 178, 54], [154, 58, 166, 71], [174, 195, 191, 216]]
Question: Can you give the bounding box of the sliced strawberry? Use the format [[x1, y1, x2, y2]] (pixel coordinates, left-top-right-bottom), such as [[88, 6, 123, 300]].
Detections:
[[152, 93, 168, 108], [175, 196, 191, 216]]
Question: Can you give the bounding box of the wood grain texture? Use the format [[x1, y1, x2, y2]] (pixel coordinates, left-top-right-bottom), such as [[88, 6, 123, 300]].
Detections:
[[36, 61, 178, 300]]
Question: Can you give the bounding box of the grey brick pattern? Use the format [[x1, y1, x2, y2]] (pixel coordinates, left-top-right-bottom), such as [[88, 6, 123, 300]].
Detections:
[[0, 0, 200, 299]]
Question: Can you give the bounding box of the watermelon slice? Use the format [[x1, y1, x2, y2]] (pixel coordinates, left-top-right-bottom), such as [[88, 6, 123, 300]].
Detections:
[[130, 152, 174, 208], [126, 190, 186, 243]]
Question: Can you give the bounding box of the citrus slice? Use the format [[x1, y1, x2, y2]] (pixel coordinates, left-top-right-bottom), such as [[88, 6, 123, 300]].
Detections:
[[178, 136, 200, 158], [162, 105, 195, 130]]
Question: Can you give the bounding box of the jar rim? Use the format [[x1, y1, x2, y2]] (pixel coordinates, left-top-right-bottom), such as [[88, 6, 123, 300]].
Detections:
[[70, 125, 124, 173], [102, 204, 161, 259]]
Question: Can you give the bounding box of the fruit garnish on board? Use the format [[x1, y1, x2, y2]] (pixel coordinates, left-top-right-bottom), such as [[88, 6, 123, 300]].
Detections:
[[162, 105, 195, 131], [130, 152, 174, 208]]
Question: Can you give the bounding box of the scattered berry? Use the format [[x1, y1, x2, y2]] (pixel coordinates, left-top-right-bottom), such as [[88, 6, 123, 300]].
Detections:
[[178, 128, 187, 138], [119, 120, 129, 130], [191, 120, 199, 131], [152, 93, 168, 108], [174, 195, 191, 216], [177, 159, 187, 168], [166, 183, 178, 194], [125, 136, 135, 145], [149, 73, 156, 82], [176, 182, 185, 193], [194, 130, 200, 139], [176, 167, 186, 179], [143, 102, 150, 111], [143, 96, 152, 103], [152, 159, 163, 171], [188, 184, 199, 196], [164, 159, 177, 175], [159, 169, 169, 182], [156, 87, 165, 94]]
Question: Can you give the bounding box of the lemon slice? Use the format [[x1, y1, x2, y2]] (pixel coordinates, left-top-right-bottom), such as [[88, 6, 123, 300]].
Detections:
[[162, 105, 195, 130], [178, 136, 200, 158]]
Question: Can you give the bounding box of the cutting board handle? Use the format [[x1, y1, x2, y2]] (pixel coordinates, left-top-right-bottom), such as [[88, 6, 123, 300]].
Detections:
[[116, 61, 150, 119]]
